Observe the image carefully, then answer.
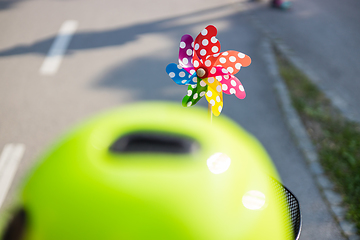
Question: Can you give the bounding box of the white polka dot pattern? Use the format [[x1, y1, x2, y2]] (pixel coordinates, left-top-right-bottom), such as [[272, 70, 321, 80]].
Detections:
[[166, 25, 251, 116], [194, 25, 221, 61], [214, 50, 251, 75], [166, 63, 198, 85], [182, 76, 208, 107], [178, 34, 195, 75], [221, 75, 246, 99], [204, 77, 223, 116]]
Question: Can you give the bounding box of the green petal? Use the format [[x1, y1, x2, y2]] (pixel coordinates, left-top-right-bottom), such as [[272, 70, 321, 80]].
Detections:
[[182, 78, 208, 107]]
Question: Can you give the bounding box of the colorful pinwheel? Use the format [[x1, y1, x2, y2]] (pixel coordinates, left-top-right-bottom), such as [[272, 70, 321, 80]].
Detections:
[[166, 25, 251, 116]]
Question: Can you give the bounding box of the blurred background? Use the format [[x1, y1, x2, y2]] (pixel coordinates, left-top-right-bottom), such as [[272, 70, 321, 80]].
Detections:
[[1, 0, 359, 239]]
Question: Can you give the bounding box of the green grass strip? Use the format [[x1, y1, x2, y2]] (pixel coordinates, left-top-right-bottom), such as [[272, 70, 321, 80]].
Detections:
[[274, 48, 360, 234]]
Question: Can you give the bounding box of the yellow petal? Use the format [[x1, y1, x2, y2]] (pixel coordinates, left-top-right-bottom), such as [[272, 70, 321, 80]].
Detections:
[[204, 77, 223, 116]]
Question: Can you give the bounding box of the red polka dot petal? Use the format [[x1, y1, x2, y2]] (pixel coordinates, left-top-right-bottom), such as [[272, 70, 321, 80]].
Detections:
[[194, 25, 221, 60], [192, 50, 211, 78], [205, 53, 221, 66]]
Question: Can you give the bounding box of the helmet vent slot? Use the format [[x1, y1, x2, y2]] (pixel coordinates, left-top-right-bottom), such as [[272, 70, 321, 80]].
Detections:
[[3, 208, 26, 240], [110, 132, 199, 154]]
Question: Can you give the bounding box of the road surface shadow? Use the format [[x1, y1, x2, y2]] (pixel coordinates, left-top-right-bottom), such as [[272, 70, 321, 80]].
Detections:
[[90, 8, 256, 110], [0, 0, 23, 11], [0, 3, 252, 57]]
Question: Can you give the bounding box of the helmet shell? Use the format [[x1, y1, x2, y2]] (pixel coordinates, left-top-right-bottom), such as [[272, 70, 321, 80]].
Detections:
[[21, 102, 290, 240]]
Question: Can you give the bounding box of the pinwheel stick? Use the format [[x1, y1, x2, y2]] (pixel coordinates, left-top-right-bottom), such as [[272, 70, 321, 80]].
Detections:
[[208, 102, 213, 123]]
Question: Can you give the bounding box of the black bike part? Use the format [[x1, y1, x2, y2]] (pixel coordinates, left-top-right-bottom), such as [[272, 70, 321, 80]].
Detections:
[[270, 177, 302, 240]]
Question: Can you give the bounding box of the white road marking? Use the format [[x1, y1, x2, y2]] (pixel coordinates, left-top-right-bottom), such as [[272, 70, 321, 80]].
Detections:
[[39, 20, 78, 75], [0, 144, 25, 210]]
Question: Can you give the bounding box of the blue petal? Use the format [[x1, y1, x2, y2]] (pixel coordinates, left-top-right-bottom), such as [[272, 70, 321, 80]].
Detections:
[[188, 74, 198, 85], [166, 63, 195, 85]]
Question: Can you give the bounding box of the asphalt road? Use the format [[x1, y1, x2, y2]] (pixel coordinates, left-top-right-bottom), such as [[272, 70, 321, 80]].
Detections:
[[251, 0, 360, 123], [0, 0, 345, 239]]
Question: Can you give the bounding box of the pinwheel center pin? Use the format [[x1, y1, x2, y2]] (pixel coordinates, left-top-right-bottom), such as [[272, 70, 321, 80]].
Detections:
[[196, 68, 206, 78], [166, 25, 252, 117]]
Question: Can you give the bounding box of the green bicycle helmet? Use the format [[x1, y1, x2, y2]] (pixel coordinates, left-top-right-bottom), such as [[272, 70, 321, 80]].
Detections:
[[3, 102, 301, 240]]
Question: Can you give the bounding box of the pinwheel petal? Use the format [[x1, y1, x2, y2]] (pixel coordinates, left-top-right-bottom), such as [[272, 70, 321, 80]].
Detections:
[[208, 66, 231, 78], [204, 77, 223, 116], [205, 53, 220, 66], [214, 50, 251, 75], [194, 25, 221, 60], [167, 25, 251, 117], [218, 75, 246, 99], [192, 52, 230, 79], [179, 34, 195, 74], [192, 51, 203, 71], [182, 79, 208, 107], [166, 63, 197, 85]]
